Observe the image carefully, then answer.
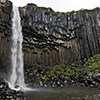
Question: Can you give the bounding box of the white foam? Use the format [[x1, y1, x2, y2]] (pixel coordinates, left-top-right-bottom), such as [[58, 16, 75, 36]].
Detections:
[[7, 81, 36, 92]]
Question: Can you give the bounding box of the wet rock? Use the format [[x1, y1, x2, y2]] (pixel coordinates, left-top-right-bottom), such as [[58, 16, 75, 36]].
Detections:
[[0, 78, 27, 100], [15, 85, 20, 89]]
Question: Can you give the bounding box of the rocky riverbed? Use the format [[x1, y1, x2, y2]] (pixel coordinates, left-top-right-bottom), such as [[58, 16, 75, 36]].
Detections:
[[0, 78, 27, 100]]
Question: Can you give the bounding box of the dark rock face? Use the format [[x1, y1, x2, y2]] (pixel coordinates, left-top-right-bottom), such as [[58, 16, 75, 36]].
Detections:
[[19, 5, 100, 67], [0, 0, 12, 77], [0, 78, 27, 100], [0, 0, 100, 73], [20, 5, 80, 67]]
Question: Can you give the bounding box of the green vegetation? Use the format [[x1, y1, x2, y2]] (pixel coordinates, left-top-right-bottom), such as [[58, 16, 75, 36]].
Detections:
[[54, 7, 97, 16], [88, 10, 96, 16], [63, 8, 85, 14], [54, 12, 62, 17], [26, 53, 100, 86], [82, 54, 100, 77]]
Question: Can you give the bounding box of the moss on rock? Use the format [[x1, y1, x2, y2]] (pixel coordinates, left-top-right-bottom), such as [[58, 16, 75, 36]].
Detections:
[[25, 53, 100, 88]]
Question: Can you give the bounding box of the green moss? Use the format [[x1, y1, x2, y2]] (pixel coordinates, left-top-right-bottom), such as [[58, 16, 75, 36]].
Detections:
[[41, 7, 49, 10], [26, 53, 100, 85], [89, 11, 93, 16], [29, 73, 33, 76], [88, 11, 96, 16], [58, 12, 62, 17], [64, 8, 85, 14]]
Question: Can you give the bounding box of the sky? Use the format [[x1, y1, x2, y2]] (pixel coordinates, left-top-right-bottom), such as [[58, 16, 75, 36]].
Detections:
[[10, 0, 100, 12]]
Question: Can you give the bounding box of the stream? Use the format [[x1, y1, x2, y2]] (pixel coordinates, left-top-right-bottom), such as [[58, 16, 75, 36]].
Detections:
[[26, 86, 100, 100]]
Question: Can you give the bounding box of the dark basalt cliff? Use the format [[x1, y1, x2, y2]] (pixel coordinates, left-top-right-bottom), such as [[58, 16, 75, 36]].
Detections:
[[0, 0, 100, 74], [0, 0, 12, 76]]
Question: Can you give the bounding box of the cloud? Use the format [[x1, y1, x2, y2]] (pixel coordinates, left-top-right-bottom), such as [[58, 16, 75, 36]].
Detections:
[[10, 0, 100, 12]]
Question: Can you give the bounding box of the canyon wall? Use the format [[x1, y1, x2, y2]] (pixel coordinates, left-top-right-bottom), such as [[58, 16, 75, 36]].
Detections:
[[20, 3, 100, 67], [0, 0, 100, 72], [0, 0, 12, 76]]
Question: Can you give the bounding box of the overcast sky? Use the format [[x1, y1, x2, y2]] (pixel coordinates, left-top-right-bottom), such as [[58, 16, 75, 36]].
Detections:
[[10, 0, 100, 12]]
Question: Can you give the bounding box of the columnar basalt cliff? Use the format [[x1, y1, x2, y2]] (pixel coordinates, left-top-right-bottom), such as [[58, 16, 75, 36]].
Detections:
[[20, 4, 100, 67], [0, 0, 12, 76], [0, 0, 100, 74], [20, 5, 80, 67]]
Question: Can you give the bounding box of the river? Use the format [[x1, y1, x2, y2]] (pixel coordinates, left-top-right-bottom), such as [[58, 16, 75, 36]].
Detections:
[[25, 86, 100, 100]]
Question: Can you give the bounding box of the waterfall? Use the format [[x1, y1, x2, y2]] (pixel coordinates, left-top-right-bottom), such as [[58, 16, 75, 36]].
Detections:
[[10, 5, 25, 89], [8, 4, 34, 91]]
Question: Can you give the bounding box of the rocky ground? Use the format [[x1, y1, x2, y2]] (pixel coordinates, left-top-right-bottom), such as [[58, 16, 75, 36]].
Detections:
[[25, 53, 100, 88], [0, 78, 27, 100]]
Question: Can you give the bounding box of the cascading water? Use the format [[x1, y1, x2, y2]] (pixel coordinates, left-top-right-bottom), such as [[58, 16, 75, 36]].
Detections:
[[9, 4, 25, 89], [8, 4, 34, 91]]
